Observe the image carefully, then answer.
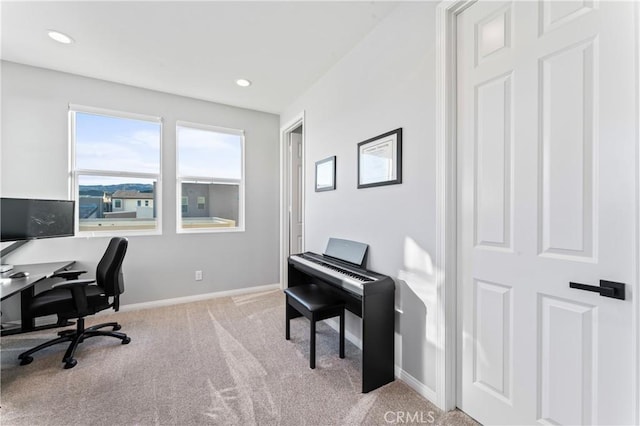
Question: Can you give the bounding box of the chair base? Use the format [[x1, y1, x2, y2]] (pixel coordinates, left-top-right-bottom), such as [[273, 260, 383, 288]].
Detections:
[[18, 317, 130, 369]]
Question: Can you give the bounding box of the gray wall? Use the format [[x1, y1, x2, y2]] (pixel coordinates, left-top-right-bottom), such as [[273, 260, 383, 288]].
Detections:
[[1, 61, 281, 319], [281, 3, 439, 397], [208, 184, 239, 222]]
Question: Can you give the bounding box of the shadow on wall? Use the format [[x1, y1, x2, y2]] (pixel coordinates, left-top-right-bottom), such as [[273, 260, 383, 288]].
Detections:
[[396, 237, 439, 390]]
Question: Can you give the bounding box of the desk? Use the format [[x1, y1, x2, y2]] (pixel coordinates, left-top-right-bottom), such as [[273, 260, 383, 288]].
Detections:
[[0, 261, 75, 335]]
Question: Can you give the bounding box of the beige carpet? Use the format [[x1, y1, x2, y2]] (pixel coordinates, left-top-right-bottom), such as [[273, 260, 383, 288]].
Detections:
[[0, 289, 477, 425]]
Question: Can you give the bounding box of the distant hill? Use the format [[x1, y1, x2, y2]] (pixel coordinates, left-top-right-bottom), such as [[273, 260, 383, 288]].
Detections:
[[79, 184, 154, 197]]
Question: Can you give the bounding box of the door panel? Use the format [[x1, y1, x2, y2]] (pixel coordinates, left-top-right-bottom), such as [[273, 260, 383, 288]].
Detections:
[[473, 280, 513, 403], [540, 39, 596, 260], [457, 1, 637, 424], [538, 295, 596, 425], [540, 0, 596, 35], [475, 73, 513, 250]]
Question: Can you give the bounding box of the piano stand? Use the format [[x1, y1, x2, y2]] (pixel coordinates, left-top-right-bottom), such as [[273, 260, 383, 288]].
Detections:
[[288, 254, 395, 392], [284, 284, 345, 369]]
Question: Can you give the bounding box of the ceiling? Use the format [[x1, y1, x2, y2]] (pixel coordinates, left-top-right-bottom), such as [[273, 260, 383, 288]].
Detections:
[[0, 1, 398, 114]]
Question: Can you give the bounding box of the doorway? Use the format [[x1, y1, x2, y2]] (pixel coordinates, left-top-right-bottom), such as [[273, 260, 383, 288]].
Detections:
[[280, 115, 305, 288]]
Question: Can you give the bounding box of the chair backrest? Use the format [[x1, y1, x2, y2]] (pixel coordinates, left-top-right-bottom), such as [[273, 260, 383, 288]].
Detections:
[[96, 237, 128, 301]]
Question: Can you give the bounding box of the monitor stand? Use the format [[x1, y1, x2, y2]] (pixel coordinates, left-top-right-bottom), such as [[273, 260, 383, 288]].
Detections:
[[0, 240, 30, 272]]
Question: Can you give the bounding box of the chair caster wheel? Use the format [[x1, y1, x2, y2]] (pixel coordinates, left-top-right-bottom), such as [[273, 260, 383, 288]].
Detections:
[[122, 336, 131, 344], [64, 359, 77, 369], [19, 356, 33, 366], [113, 324, 122, 331]]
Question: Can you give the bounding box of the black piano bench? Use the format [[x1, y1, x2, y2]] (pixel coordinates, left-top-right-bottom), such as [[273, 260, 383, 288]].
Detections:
[[284, 284, 345, 369]]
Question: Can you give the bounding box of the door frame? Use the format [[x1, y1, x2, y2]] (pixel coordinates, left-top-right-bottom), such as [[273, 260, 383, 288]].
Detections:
[[635, 3, 640, 422], [434, 0, 640, 418], [434, 0, 474, 411], [279, 111, 305, 290]]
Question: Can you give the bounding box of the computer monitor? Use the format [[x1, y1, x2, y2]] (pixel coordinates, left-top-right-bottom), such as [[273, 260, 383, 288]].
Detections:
[[1, 198, 75, 242], [0, 198, 75, 272]]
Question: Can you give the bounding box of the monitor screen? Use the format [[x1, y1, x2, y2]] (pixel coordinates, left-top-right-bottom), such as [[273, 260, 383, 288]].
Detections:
[[1, 198, 75, 242]]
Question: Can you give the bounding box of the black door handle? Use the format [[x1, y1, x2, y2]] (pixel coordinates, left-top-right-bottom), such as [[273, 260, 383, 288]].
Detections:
[[569, 280, 625, 300]]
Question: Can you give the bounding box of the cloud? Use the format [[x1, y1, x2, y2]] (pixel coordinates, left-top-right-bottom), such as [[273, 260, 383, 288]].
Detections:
[[77, 139, 159, 173], [177, 126, 241, 153], [177, 127, 242, 179]]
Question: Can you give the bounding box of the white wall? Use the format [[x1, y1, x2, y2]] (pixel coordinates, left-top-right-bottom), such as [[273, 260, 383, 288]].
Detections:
[[1, 61, 281, 318], [281, 3, 439, 398]]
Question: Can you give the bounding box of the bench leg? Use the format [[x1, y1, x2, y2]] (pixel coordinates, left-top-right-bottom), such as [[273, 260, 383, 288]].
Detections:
[[339, 309, 345, 359], [310, 317, 316, 369], [285, 300, 291, 340]]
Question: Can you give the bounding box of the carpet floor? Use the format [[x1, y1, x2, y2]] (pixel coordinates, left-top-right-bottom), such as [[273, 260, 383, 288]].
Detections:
[[0, 289, 477, 425]]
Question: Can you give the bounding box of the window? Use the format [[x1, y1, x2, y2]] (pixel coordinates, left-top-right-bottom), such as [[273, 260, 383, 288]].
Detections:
[[176, 122, 244, 232], [181, 197, 188, 214], [71, 106, 161, 235]]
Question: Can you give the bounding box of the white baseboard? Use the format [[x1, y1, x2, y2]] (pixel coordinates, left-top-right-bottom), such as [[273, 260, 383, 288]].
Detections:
[[395, 365, 438, 404], [325, 308, 403, 350], [324, 318, 438, 405], [115, 283, 281, 313], [325, 317, 362, 349]]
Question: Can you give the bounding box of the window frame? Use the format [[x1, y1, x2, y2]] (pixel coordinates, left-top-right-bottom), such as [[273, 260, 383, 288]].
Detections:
[[69, 105, 163, 237], [175, 120, 245, 234]]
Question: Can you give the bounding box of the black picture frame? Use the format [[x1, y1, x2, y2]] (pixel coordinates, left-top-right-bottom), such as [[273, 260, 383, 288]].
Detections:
[[315, 155, 336, 192], [357, 128, 402, 189]]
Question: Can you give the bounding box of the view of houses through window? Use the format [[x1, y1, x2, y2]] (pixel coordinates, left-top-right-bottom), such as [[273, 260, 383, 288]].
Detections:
[[177, 122, 244, 231], [71, 109, 244, 235], [72, 108, 161, 233]]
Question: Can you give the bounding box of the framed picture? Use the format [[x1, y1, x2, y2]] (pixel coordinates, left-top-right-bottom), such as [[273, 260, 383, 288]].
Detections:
[[357, 128, 402, 189], [315, 155, 336, 192]]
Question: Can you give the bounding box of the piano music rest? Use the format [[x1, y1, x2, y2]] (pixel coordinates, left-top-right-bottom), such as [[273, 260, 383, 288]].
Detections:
[[284, 284, 345, 369]]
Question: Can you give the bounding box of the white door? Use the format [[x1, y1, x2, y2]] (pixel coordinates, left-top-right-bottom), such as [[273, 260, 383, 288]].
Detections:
[[289, 129, 304, 255], [457, 1, 638, 424]]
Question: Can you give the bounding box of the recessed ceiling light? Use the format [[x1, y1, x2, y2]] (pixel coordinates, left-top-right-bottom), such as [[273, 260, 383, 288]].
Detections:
[[236, 79, 252, 87], [47, 30, 74, 44]]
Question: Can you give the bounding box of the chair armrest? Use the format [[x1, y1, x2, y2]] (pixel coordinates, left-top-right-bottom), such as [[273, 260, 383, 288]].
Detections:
[[52, 270, 88, 280], [52, 279, 95, 290], [51, 279, 96, 315]]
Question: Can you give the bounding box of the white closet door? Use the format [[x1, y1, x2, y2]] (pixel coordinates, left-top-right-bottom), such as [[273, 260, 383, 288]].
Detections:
[[457, 1, 638, 424]]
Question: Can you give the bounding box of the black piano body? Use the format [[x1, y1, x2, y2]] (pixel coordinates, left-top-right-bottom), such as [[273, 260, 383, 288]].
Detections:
[[288, 248, 395, 393]]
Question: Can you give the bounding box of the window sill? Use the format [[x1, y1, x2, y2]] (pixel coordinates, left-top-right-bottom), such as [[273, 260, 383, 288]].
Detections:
[[77, 228, 162, 238], [176, 226, 245, 235]]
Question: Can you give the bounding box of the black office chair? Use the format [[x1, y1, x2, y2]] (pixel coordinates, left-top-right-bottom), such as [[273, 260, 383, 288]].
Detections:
[[18, 237, 131, 369]]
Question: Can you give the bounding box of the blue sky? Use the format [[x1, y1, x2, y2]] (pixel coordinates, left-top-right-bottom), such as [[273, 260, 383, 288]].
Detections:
[[177, 125, 241, 179], [76, 112, 160, 175], [76, 113, 242, 185]]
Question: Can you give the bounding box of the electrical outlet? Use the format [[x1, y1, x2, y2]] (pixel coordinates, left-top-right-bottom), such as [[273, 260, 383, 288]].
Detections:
[[195, 270, 203, 281]]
